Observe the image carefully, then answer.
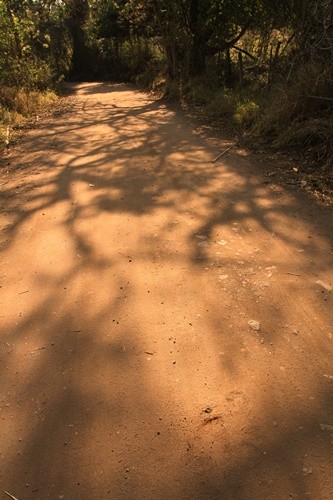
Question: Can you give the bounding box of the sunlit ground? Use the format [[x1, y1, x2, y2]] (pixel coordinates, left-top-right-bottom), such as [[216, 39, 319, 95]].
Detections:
[[0, 83, 332, 499]]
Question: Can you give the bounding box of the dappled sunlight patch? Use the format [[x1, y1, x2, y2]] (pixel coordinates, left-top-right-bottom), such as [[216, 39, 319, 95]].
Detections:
[[22, 193, 53, 213], [9, 336, 48, 377], [25, 196, 71, 217], [234, 201, 251, 214], [160, 189, 197, 208], [28, 226, 75, 276], [256, 196, 275, 208], [70, 179, 101, 207], [168, 148, 209, 164], [70, 152, 111, 171], [74, 212, 140, 261]]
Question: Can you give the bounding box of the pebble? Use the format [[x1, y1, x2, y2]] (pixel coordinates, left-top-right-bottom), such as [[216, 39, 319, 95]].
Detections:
[[248, 320, 261, 331], [316, 280, 332, 292]]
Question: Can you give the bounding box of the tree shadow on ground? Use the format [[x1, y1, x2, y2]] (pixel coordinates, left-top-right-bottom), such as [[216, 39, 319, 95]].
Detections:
[[0, 82, 332, 499]]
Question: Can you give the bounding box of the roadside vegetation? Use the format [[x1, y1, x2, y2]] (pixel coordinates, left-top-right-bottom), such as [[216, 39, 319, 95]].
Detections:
[[1, 0, 332, 187], [0, 0, 71, 146]]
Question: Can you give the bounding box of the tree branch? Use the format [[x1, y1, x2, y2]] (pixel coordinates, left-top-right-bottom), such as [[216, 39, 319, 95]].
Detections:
[[207, 26, 248, 56], [226, 26, 248, 48], [232, 45, 256, 60]]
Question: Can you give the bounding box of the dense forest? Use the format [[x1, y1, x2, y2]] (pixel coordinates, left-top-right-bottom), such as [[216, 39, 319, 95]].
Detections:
[[1, 0, 332, 177]]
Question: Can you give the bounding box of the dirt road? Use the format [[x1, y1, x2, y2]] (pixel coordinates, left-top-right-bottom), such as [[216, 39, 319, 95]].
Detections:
[[0, 83, 332, 499]]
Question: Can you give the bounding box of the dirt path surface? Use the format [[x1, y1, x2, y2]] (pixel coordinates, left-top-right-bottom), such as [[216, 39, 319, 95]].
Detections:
[[0, 82, 332, 500]]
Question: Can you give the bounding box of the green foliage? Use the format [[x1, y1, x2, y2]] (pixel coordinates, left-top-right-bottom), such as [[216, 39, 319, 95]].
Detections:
[[0, 0, 72, 89], [182, 81, 260, 128], [0, 0, 72, 147], [234, 100, 260, 127]]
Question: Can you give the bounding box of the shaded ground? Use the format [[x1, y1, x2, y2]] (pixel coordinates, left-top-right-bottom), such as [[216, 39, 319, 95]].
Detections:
[[0, 82, 332, 499]]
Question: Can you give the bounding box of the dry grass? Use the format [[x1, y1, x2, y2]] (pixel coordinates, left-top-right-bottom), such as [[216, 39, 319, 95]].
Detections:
[[160, 61, 332, 181], [0, 87, 58, 149], [251, 62, 333, 174]]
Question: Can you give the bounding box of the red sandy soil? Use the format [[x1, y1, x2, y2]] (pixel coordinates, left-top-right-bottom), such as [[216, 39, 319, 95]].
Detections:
[[0, 83, 332, 499]]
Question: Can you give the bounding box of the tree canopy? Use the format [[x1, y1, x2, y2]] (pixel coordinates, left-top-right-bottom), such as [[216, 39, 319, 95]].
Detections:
[[1, 0, 331, 85], [1, 0, 332, 172]]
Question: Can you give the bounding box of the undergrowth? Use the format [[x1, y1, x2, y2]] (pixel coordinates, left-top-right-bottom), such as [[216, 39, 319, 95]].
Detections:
[[0, 87, 58, 150], [155, 61, 332, 179], [251, 63, 333, 175]]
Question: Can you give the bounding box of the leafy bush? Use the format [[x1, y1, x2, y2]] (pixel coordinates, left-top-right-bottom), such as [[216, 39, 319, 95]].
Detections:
[[234, 100, 260, 127]]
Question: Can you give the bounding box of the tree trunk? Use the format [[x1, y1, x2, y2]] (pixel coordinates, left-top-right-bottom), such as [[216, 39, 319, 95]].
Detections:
[[189, 32, 207, 76], [66, 0, 89, 77], [5, 4, 22, 60], [225, 49, 232, 86], [152, 0, 177, 79], [238, 51, 243, 87], [188, 0, 207, 76]]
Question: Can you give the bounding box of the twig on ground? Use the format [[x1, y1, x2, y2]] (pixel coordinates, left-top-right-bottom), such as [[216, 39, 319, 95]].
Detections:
[[202, 415, 223, 426], [306, 95, 333, 102], [211, 144, 236, 163], [4, 491, 19, 500]]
